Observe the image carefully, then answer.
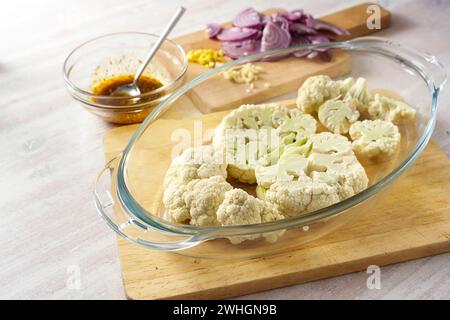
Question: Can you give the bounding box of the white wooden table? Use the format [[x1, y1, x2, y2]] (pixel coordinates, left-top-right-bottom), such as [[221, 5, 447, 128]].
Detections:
[[1, 0, 449, 300]]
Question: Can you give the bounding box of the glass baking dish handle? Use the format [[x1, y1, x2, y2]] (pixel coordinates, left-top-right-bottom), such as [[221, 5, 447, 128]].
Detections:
[[347, 37, 447, 91], [94, 157, 202, 251]]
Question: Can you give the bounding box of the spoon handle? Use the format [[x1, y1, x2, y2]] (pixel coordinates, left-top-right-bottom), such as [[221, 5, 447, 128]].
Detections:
[[133, 6, 186, 84]]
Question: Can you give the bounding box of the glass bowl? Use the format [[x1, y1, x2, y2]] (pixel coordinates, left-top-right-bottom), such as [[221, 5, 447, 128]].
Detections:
[[63, 32, 187, 124], [94, 37, 446, 259]]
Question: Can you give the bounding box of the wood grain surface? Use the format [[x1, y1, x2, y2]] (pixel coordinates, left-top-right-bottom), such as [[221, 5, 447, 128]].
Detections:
[[1, 0, 450, 300]]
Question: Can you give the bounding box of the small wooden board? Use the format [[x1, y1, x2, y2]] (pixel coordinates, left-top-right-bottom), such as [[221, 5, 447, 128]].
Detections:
[[104, 122, 450, 300], [174, 3, 390, 113]]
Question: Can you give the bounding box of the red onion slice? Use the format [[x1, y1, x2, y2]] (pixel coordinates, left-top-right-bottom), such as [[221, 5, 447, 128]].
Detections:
[[285, 9, 304, 21], [217, 27, 260, 41], [222, 39, 262, 59], [206, 23, 222, 39], [208, 8, 346, 62], [304, 15, 350, 36], [261, 21, 291, 51], [289, 23, 317, 35], [233, 8, 263, 28], [270, 13, 290, 32], [293, 49, 312, 58], [305, 34, 331, 52]]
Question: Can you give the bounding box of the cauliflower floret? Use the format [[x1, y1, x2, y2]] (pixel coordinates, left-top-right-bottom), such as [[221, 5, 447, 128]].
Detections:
[[185, 176, 233, 226], [336, 77, 355, 95], [219, 127, 280, 183], [296, 75, 341, 113], [163, 180, 190, 223], [164, 175, 233, 226], [318, 98, 360, 134], [309, 153, 369, 200], [308, 172, 340, 212], [217, 189, 285, 244], [263, 173, 340, 217], [260, 202, 286, 243], [214, 104, 316, 184], [349, 120, 401, 158], [164, 145, 227, 187], [255, 153, 309, 189], [217, 189, 263, 226], [367, 93, 416, 123], [344, 77, 372, 106], [216, 103, 290, 132], [264, 176, 313, 216], [277, 109, 317, 144], [309, 132, 353, 155]]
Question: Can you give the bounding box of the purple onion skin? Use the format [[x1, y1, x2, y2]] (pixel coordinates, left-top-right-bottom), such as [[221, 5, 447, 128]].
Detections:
[[217, 27, 259, 42], [270, 13, 290, 32], [289, 23, 317, 35], [216, 8, 346, 61], [206, 23, 222, 38], [233, 8, 263, 28], [293, 49, 312, 58], [222, 39, 261, 59], [304, 15, 350, 36], [261, 21, 291, 52], [287, 9, 304, 21]]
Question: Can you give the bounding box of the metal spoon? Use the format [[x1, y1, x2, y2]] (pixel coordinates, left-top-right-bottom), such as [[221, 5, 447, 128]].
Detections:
[[111, 6, 186, 97]]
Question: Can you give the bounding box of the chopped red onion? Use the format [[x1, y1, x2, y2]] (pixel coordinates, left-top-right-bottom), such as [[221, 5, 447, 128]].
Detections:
[[304, 15, 350, 36], [205, 7, 349, 60], [233, 8, 263, 28], [217, 27, 260, 41], [261, 21, 291, 51], [289, 23, 317, 35], [206, 23, 222, 38], [222, 39, 262, 59]]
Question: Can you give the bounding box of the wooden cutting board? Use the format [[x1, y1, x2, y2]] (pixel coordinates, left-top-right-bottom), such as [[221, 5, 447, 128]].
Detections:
[[103, 117, 450, 300], [173, 3, 390, 113]]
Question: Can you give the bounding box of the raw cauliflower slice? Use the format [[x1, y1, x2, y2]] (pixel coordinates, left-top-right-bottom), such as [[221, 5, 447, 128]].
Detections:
[[263, 173, 340, 217], [255, 153, 309, 189], [213, 104, 316, 184], [349, 120, 401, 158], [216, 103, 290, 132], [260, 202, 286, 243], [309, 153, 369, 200], [220, 127, 279, 183], [308, 172, 340, 212], [367, 93, 416, 123], [263, 176, 314, 216], [309, 132, 353, 155], [297, 75, 341, 113], [277, 109, 317, 144], [164, 145, 227, 188], [318, 97, 360, 134], [213, 104, 289, 183]]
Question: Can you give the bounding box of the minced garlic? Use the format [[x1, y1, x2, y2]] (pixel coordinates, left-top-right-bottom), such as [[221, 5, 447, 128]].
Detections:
[[187, 49, 226, 68], [223, 63, 264, 84]]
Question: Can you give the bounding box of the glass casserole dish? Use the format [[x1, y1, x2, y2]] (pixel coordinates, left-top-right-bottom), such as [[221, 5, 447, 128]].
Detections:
[[94, 37, 446, 259]]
